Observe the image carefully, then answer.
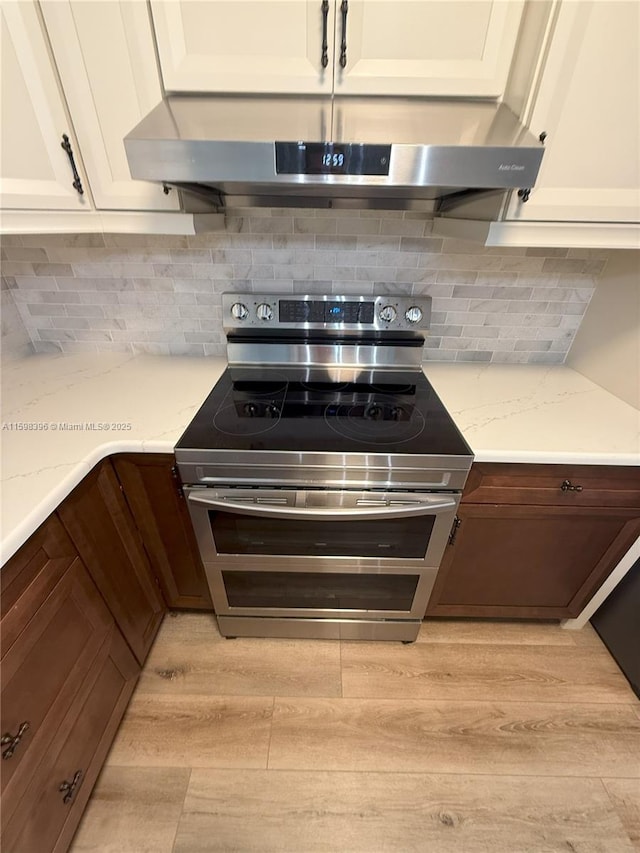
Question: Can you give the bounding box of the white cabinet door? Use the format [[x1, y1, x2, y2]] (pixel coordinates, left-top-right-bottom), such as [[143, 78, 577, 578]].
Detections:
[[151, 0, 334, 94], [0, 2, 90, 210], [505, 0, 640, 224], [40, 1, 179, 212], [334, 0, 524, 96]]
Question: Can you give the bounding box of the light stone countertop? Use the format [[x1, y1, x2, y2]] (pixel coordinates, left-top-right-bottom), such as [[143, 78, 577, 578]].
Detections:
[[2, 353, 639, 565]]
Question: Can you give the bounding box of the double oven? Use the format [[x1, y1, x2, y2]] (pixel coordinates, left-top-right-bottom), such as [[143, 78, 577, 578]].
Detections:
[[176, 293, 473, 642]]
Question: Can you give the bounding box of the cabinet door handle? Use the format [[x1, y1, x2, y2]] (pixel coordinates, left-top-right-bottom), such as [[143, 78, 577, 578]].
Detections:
[[339, 0, 349, 68], [561, 479, 583, 493], [1, 721, 30, 760], [59, 769, 83, 804], [60, 134, 84, 196], [321, 0, 329, 68], [448, 516, 461, 546]]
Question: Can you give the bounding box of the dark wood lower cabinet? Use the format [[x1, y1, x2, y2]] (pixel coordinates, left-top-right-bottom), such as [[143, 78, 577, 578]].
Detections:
[[112, 454, 212, 610], [1, 515, 139, 853], [427, 503, 640, 618], [57, 460, 166, 664]]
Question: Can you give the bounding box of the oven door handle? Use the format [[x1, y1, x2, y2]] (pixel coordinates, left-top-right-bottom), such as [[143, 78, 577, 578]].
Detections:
[[186, 493, 457, 520]]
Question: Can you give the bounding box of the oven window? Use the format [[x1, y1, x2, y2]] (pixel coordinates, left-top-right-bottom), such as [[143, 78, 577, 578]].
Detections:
[[210, 512, 436, 559], [223, 570, 419, 611]]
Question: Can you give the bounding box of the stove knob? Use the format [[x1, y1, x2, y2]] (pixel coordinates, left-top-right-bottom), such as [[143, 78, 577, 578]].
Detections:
[[265, 404, 280, 418], [230, 302, 249, 321], [365, 404, 383, 420], [243, 403, 258, 417], [378, 305, 397, 323], [256, 303, 274, 321], [405, 306, 423, 324], [390, 406, 403, 421]]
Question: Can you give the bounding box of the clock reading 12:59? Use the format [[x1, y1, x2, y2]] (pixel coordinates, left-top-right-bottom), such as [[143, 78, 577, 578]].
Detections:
[[322, 152, 345, 169]]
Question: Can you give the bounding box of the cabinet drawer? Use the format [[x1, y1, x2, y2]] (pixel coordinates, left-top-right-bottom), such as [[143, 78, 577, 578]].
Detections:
[[2, 625, 138, 853], [1, 554, 112, 830], [463, 463, 640, 508]]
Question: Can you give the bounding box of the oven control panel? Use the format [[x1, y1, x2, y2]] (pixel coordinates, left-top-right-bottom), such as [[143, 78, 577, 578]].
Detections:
[[223, 293, 432, 332]]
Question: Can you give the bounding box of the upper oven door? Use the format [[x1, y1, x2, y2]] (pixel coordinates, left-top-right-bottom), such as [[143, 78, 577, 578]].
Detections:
[[184, 487, 459, 569]]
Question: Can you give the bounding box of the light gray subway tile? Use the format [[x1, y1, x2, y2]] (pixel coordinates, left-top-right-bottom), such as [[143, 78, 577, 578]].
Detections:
[[229, 233, 273, 249], [187, 233, 232, 249], [379, 219, 424, 237], [194, 293, 222, 306], [178, 305, 211, 319], [96, 263, 154, 277], [431, 298, 470, 312], [293, 218, 336, 235], [453, 285, 495, 299], [173, 278, 214, 293], [293, 280, 330, 293], [506, 300, 549, 313], [516, 273, 560, 287], [78, 291, 121, 304], [567, 248, 610, 260], [274, 265, 313, 280], [422, 350, 457, 362], [475, 272, 519, 286], [74, 330, 113, 342], [184, 332, 220, 344], [130, 277, 173, 292], [153, 263, 193, 278], [253, 279, 291, 291], [59, 276, 134, 291], [253, 249, 312, 265], [32, 341, 63, 354], [542, 258, 589, 274], [532, 287, 589, 303], [371, 282, 412, 295], [377, 251, 420, 268], [440, 337, 479, 350], [430, 324, 463, 337], [51, 317, 89, 329], [355, 236, 399, 250], [28, 303, 66, 316], [444, 311, 486, 326], [436, 271, 478, 285], [28, 318, 53, 331], [440, 238, 480, 255], [312, 208, 355, 219], [86, 319, 127, 331], [455, 350, 492, 362], [490, 351, 529, 363], [411, 280, 447, 296], [203, 343, 226, 356], [331, 281, 373, 294], [473, 339, 515, 351], [2, 262, 34, 276], [339, 219, 381, 236], [1, 235, 23, 247], [117, 292, 159, 305], [210, 249, 252, 264], [527, 352, 564, 364], [499, 257, 545, 273], [360, 210, 401, 219], [3, 247, 48, 261], [491, 286, 533, 300], [496, 326, 539, 340], [199, 317, 226, 330], [525, 247, 569, 258], [1, 275, 17, 290], [400, 237, 444, 253], [482, 246, 527, 257], [334, 250, 377, 266], [170, 249, 212, 263], [423, 337, 442, 348], [560, 315, 583, 329], [131, 343, 170, 355], [395, 269, 438, 284], [249, 217, 293, 234], [37, 329, 75, 341], [231, 264, 273, 280], [546, 301, 586, 315], [157, 292, 197, 305], [467, 326, 500, 338], [514, 340, 553, 351], [315, 266, 356, 281], [13, 276, 58, 290], [492, 313, 561, 327]]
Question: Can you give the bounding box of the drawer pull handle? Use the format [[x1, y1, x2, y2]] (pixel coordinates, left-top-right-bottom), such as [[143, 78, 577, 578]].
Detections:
[[448, 516, 461, 546], [321, 0, 329, 68], [59, 769, 83, 804], [1, 721, 30, 759], [561, 480, 583, 493], [60, 134, 84, 196]]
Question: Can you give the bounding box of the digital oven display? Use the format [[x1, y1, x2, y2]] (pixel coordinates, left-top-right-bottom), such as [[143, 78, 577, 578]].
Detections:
[[279, 300, 375, 324], [275, 142, 391, 176]]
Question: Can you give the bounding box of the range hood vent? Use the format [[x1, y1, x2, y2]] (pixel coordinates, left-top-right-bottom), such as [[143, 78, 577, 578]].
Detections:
[[125, 95, 544, 216]]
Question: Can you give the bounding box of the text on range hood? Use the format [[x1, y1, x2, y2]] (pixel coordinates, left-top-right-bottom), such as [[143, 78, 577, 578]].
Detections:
[[124, 95, 544, 213]]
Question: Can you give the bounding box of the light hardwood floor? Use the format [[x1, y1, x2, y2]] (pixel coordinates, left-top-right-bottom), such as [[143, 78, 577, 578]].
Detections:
[[70, 614, 640, 852]]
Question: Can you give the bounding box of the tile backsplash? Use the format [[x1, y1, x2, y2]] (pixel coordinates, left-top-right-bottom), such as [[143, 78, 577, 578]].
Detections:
[[1, 283, 33, 361], [1, 210, 608, 363]]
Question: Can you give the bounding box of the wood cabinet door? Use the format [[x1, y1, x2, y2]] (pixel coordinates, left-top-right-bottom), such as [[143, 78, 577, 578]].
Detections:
[[2, 623, 138, 853], [57, 461, 165, 665], [0, 1, 91, 210], [335, 0, 524, 96], [427, 504, 640, 619], [1, 549, 112, 833], [40, 1, 180, 212], [505, 0, 640, 223], [112, 454, 212, 610], [150, 0, 334, 94]]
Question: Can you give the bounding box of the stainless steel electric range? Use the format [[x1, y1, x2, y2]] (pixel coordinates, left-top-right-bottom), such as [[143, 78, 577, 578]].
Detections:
[[175, 293, 473, 642]]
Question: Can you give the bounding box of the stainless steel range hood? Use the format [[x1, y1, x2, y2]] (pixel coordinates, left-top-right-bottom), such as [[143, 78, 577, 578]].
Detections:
[[125, 95, 544, 215]]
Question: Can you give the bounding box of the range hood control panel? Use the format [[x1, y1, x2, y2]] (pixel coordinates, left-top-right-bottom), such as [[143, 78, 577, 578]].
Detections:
[[223, 293, 431, 332], [275, 142, 391, 176]]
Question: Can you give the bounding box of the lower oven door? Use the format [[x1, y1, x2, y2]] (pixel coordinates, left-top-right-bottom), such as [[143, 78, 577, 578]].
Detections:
[[184, 487, 459, 621]]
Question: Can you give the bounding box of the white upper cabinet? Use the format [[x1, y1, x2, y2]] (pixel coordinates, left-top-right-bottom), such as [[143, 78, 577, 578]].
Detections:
[[150, 0, 524, 97], [151, 0, 335, 94], [505, 0, 640, 224], [335, 0, 524, 96], [0, 2, 90, 211], [40, 1, 179, 211]]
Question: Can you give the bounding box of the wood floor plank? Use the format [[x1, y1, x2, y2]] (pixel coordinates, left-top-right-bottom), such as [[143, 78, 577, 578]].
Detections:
[[69, 767, 190, 853], [420, 619, 583, 646], [341, 641, 636, 703], [105, 695, 273, 769], [268, 698, 640, 777], [603, 778, 640, 846], [137, 613, 342, 698], [173, 768, 635, 853]]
